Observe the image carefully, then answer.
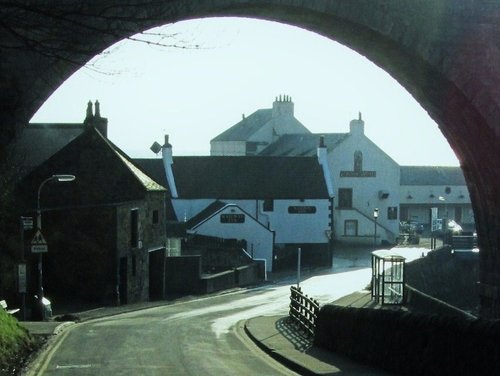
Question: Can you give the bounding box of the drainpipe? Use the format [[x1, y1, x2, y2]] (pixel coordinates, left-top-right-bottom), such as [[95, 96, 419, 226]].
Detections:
[[161, 135, 178, 198], [317, 136, 334, 198]]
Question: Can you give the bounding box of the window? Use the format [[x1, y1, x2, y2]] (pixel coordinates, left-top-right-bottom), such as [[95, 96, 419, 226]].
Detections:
[[338, 188, 353, 208], [263, 199, 274, 212], [130, 209, 139, 247], [152, 209, 159, 224], [388, 207, 398, 220], [245, 142, 258, 154], [344, 220, 358, 236], [354, 151, 363, 172]]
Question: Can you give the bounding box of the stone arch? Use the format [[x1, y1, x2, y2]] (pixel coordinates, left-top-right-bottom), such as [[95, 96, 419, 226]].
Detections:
[[1, 0, 500, 317]]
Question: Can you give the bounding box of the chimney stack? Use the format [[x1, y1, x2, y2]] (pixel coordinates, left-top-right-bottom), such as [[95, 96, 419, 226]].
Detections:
[[272, 94, 294, 117], [349, 111, 365, 136], [83, 100, 108, 137]]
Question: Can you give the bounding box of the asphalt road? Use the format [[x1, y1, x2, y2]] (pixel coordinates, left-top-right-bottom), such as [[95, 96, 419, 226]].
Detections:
[[32, 286, 303, 375], [28, 248, 426, 375]]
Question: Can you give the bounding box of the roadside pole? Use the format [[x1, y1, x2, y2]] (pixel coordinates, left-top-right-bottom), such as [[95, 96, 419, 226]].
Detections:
[[297, 247, 301, 288], [19, 216, 33, 321]]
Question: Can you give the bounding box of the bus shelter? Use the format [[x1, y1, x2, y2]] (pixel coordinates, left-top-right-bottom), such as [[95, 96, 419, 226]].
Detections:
[[371, 250, 406, 305]]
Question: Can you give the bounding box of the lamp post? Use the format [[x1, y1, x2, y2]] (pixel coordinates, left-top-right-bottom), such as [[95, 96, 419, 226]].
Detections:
[[36, 174, 75, 314], [373, 208, 379, 248]]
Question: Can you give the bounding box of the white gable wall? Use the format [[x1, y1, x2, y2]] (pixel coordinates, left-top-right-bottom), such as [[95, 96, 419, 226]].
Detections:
[[259, 199, 330, 244], [328, 131, 400, 244], [189, 205, 274, 271], [219, 199, 331, 245], [174, 197, 331, 247]]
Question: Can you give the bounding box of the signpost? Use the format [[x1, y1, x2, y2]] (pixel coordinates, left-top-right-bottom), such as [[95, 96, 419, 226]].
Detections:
[[17, 263, 27, 320], [18, 264, 27, 293]]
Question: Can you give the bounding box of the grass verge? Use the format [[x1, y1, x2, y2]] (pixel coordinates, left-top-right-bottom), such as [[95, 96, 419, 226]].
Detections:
[[0, 309, 39, 375]]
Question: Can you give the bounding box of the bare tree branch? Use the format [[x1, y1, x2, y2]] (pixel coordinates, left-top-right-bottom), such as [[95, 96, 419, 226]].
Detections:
[[0, 1, 201, 70]]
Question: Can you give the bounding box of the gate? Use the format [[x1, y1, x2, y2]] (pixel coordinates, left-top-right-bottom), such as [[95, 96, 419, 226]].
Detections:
[[289, 286, 320, 338]]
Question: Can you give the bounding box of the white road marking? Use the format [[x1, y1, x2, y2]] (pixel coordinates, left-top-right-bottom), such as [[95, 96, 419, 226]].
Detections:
[[56, 364, 92, 369]]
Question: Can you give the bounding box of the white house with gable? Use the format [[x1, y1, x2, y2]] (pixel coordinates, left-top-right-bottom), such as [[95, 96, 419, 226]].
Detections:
[[210, 95, 309, 156], [185, 201, 275, 271], [259, 113, 400, 245], [135, 137, 334, 271]]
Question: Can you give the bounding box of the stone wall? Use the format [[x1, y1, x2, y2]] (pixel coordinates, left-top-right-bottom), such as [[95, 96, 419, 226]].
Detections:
[[405, 247, 479, 314], [2, 0, 500, 316], [315, 304, 500, 375]]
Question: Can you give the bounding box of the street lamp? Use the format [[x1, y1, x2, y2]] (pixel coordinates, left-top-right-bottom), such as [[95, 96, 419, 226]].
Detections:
[[36, 174, 75, 316], [37, 175, 76, 230], [373, 208, 379, 248]]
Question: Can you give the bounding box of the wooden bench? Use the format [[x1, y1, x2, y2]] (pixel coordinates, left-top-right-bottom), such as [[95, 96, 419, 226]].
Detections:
[[0, 300, 20, 315]]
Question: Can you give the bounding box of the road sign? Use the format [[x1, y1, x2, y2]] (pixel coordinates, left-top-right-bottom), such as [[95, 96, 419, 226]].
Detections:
[[31, 230, 48, 253], [21, 216, 33, 230], [31, 244, 48, 253], [18, 263, 27, 293], [432, 218, 443, 232]]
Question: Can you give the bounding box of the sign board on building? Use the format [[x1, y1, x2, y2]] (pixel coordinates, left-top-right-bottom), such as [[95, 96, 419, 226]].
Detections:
[[288, 206, 317, 214], [31, 230, 48, 253], [220, 213, 245, 223], [340, 171, 376, 178]]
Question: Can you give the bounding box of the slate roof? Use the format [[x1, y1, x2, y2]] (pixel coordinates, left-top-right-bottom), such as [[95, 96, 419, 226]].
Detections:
[[258, 133, 348, 156], [134, 156, 329, 199], [400, 166, 466, 185], [211, 109, 309, 142], [185, 200, 227, 229], [19, 127, 166, 209], [133, 158, 171, 194], [9, 123, 84, 176]]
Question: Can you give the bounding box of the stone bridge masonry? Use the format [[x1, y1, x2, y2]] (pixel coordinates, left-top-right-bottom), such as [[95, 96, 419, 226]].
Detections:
[[1, 0, 500, 317]]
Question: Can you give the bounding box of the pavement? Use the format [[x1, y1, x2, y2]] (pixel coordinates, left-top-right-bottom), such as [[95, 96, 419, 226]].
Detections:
[[20, 290, 392, 375]]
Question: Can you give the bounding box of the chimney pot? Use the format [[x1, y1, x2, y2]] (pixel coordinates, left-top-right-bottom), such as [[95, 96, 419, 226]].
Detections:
[[85, 100, 93, 120], [95, 100, 101, 118], [164, 134, 172, 147], [319, 135, 325, 148]]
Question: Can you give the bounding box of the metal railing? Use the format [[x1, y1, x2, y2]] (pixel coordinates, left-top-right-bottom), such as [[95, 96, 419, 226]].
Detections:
[[289, 286, 320, 338], [451, 235, 478, 250]]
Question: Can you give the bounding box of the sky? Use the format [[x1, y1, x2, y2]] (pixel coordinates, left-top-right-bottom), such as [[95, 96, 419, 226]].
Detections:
[[31, 17, 459, 166]]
